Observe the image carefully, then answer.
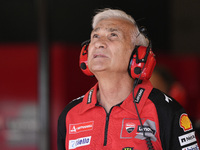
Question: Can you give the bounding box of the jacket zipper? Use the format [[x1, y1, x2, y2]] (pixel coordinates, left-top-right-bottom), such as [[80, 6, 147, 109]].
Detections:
[[104, 112, 110, 146], [96, 103, 114, 146], [104, 107, 115, 146]]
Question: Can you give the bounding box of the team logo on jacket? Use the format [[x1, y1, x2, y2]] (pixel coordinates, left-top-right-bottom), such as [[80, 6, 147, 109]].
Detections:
[[179, 113, 193, 132], [69, 121, 94, 134], [125, 122, 135, 133], [120, 118, 139, 139]]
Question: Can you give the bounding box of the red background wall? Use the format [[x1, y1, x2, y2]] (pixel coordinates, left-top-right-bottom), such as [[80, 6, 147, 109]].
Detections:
[[0, 43, 199, 150]]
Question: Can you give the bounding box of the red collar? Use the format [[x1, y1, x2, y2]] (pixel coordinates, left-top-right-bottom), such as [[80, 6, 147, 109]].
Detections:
[[79, 80, 153, 115]]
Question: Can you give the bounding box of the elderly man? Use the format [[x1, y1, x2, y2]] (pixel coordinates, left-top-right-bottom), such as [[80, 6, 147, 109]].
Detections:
[[57, 8, 199, 150]]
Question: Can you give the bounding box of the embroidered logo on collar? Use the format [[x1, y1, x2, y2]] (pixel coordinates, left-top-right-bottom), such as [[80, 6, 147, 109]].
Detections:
[[134, 88, 145, 103], [179, 113, 193, 132], [125, 122, 136, 133], [69, 121, 94, 134], [87, 89, 94, 104]]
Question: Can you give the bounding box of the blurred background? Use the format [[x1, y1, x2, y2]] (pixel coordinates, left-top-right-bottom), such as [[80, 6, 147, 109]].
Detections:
[[0, 0, 200, 150]]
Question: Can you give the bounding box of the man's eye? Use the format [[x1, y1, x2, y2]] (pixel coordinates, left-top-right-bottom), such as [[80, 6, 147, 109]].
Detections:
[[92, 34, 99, 38], [111, 33, 118, 37]]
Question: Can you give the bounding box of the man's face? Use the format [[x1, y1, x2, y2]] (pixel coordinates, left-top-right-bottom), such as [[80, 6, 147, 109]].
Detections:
[[88, 18, 136, 76]]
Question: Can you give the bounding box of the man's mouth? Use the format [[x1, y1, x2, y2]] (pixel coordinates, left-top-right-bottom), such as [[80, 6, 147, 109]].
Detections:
[[93, 54, 107, 58]]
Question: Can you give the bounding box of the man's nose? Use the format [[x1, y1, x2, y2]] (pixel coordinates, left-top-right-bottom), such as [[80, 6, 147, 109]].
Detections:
[[94, 37, 107, 49]]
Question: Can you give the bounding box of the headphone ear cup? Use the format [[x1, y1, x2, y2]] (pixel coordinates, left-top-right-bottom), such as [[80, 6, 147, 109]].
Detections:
[[79, 44, 94, 76], [128, 46, 156, 80]]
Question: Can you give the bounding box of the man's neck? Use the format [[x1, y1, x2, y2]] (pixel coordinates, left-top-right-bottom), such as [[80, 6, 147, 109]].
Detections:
[[96, 75, 134, 113]]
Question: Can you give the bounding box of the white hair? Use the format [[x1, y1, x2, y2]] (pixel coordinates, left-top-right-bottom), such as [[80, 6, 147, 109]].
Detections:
[[92, 8, 149, 47]]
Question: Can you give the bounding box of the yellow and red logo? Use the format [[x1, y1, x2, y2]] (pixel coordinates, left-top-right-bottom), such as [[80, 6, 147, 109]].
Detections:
[[179, 113, 193, 132]]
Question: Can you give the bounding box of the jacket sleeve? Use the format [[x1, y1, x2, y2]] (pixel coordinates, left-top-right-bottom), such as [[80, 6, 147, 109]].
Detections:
[[57, 96, 84, 150], [169, 107, 199, 150], [149, 88, 199, 150], [57, 109, 67, 150]]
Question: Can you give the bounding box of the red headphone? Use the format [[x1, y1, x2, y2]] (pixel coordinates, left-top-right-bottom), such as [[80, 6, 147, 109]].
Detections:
[[79, 40, 156, 80], [79, 40, 94, 76]]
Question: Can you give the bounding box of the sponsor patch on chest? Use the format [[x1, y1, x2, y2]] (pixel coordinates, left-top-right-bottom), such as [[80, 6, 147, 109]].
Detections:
[[69, 121, 94, 134], [120, 118, 157, 141], [68, 136, 91, 149]]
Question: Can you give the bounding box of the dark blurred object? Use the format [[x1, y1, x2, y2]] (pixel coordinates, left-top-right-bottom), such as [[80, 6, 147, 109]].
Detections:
[[150, 65, 187, 108], [0, 0, 170, 51]]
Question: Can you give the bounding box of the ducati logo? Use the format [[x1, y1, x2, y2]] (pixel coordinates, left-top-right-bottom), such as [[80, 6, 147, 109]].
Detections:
[[125, 122, 135, 133]]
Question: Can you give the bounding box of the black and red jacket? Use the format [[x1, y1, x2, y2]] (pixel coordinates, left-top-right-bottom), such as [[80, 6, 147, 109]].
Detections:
[[57, 80, 199, 150]]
